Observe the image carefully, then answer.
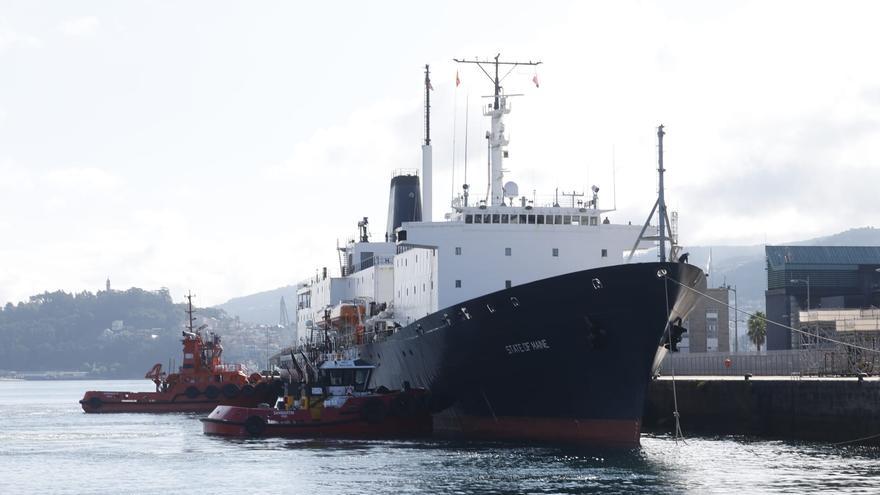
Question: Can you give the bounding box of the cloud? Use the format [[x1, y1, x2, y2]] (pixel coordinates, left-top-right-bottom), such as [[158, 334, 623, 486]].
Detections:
[[0, 20, 40, 53], [44, 166, 123, 191], [59, 16, 100, 37]]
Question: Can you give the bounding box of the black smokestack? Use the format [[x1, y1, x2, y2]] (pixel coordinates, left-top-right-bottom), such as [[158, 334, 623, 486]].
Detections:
[[386, 174, 422, 241]]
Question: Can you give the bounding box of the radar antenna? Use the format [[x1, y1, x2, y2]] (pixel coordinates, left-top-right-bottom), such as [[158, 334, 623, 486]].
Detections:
[[453, 54, 541, 207]]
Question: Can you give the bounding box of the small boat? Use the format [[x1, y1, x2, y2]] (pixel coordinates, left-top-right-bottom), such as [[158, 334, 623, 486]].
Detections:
[[201, 359, 432, 438], [80, 294, 281, 413]]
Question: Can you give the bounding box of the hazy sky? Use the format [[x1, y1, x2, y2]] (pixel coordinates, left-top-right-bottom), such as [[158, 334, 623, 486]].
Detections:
[[2, 1, 879, 306]]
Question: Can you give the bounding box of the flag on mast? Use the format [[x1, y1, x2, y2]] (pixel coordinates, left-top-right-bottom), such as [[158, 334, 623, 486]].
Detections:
[[455, 70, 460, 87]]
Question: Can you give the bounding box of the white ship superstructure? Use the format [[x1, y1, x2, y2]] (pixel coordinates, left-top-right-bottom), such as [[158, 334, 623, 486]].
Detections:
[[295, 59, 644, 344]]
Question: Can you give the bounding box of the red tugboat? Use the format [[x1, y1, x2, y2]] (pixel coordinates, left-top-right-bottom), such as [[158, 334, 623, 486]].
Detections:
[[80, 294, 281, 413], [201, 359, 432, 438]]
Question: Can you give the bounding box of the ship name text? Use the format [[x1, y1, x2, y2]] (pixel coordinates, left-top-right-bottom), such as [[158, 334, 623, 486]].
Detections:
[[505, 339, 551, 355]]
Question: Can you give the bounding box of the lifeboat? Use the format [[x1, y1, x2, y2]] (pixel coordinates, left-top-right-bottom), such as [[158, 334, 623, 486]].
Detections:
[[80, 294, 282, 413], [201, 359, 431, 438]]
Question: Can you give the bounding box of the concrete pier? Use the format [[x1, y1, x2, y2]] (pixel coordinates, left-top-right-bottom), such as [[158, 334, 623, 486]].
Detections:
[[643, 376, 880, 444]]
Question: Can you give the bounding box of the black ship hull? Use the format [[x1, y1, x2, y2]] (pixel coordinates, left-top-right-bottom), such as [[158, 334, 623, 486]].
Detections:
[[356, 262, 704, 448]]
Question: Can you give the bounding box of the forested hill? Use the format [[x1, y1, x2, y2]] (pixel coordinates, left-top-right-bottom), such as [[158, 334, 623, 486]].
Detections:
[[0, 288, 208, 377]]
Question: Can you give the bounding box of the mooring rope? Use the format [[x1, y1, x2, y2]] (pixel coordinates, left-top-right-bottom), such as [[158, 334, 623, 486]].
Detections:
[[664, 275, 687, 444]]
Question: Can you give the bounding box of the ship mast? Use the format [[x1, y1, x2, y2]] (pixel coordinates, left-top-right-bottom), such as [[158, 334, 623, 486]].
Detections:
[[422, 64, 433, 221], [185, 292, 196, 335], [627, 125, 677, 263], [453, 54, 541, 207]]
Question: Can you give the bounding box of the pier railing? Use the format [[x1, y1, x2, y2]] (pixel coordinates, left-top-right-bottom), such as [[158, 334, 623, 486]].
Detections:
[[658, 348, 879, 377]]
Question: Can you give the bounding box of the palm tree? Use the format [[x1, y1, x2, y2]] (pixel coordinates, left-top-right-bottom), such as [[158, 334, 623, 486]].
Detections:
[[747, 311, 767, 352]]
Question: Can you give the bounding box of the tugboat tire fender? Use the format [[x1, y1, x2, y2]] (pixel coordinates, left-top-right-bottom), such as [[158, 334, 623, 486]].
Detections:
[[205, 385, 220, 400], [244, 416, 266, 436], [391, 394, 415, 417], [185, 386, 200, 399], [361, 398, 387, 424], [221, 383, 239, 399]]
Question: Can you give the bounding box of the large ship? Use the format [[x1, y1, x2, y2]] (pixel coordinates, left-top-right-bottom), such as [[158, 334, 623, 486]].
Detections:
[[290, 57, 704, 447]]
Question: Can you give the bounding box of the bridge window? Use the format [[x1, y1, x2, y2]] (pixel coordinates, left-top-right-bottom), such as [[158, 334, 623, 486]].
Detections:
[[505, 247, 512, 256], [527, 215, 536, 224], [590, 216, 598, 226], [510, 215, 520, 224], [552, 248, 559, 257], [563, 215, 571, 224], [519, 214, 527, 224], [474, 214, 482, 224], [555, 215, 563, 224], [465, 214, 473, 224], [484, 214, 491, 224], [455, 280, 461, 288], [455, 247, 462, 255], [505, 280, 512, 289], [492, 214, 500, 223], [501, 214, 509, 224], [537, 215, 545, 224], [601, 249, 608, 257]]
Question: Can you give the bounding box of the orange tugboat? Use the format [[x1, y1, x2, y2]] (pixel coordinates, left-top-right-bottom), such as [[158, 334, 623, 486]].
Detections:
[[80, 294, 281, 413], [201, 359, 432, 438]]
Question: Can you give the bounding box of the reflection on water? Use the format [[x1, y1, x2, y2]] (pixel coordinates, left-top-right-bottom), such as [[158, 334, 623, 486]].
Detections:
[[1, 380, 879, 494]]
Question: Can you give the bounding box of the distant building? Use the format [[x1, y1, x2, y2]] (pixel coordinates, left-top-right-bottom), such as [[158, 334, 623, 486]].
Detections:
[[765, 246, 880, 351], [682, 285, 730, 353], [106, 277, 111, 292], [795, 308, 880, 351]]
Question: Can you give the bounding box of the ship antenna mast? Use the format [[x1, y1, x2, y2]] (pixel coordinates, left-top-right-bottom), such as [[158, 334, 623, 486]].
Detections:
[[422, 64, 433, 221], [453, 54, 541, 206], [185, 292, 196, 335], [627, 125, 677, 263]]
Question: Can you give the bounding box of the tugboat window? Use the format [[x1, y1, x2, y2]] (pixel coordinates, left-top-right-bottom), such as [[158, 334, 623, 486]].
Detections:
[[601, 249, 608, 257], [555, 215, 563, 224], [501, 214, 509, 224], [484, 214, 491, 224], [563, 215, 571, 224], [527, 215, 536, 224], [455, 280, 461, 288], [505, 280, 512, 289], [519, 214, 527, 224], [455, 247, 462, 255], [536, 215, 545, 224], [552, 248, 559, 257], [510, 215, 520, 224], [474, 214, 483, 224], [505, 247, 512, 256], [465, 214, 473, 224], [492, 214, 500, 223]]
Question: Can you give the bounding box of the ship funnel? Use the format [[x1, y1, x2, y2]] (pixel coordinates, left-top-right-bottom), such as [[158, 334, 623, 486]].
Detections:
[[386, 172, 422, 241]]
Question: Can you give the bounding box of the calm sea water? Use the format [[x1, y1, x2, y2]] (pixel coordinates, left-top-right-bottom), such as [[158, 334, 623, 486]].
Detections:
[[1, 380, 879, 494]]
